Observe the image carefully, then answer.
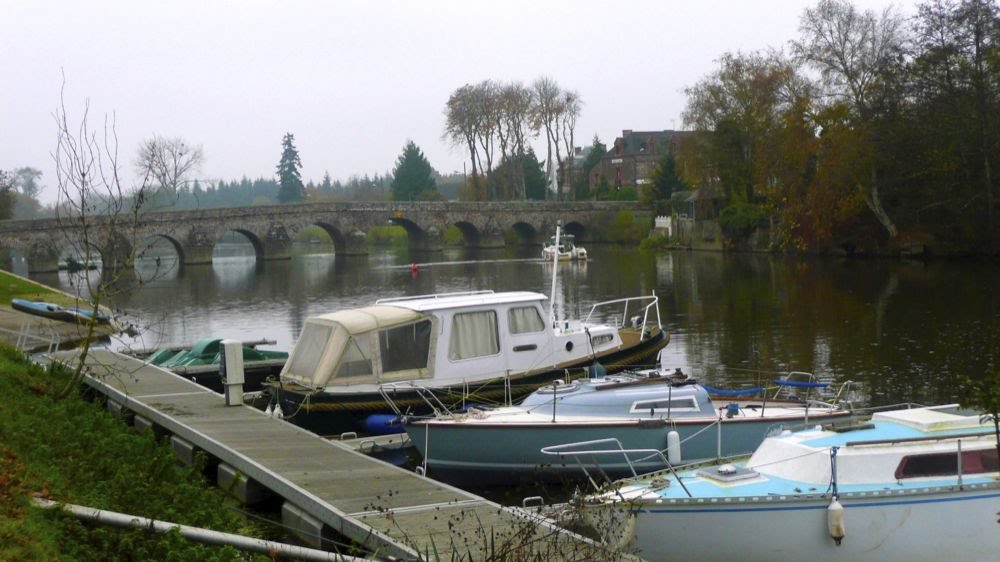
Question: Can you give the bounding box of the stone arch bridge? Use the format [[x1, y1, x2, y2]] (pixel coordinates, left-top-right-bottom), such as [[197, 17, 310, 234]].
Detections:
[[0, 201, 649, 273]]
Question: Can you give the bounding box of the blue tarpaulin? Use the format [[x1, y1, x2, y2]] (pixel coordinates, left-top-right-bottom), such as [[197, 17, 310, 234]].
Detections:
[[702, 385, 765, 397], [774, 380, 829, 388]]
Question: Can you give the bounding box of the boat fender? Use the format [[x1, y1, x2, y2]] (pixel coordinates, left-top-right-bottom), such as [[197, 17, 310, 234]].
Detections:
[[274, 403, 285, 420], [666, 430, 681, 464], [827, 498, 845, 545], [264, 403, 274, 417], [364, 414, 405, 435]]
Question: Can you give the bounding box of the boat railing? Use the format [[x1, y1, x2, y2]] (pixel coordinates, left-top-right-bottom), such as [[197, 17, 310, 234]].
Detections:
[[540, 438, 692, 498], [583, 293, 661, 336], [377, 382, 456, 419], [376, 290, 494, 305]]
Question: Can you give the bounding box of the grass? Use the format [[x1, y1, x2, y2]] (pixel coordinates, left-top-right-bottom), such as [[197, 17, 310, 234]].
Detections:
[[0, 270, 78, 307], [0, 345, 268, 561]]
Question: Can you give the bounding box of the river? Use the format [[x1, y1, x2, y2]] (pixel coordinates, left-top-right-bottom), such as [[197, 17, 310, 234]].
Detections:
[[30, 244, 1000, 408]]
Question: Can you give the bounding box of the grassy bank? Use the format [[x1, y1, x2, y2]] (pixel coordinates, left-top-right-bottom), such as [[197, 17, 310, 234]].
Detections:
[[0, 270, 73, 307], [0, 345, 266, 561]]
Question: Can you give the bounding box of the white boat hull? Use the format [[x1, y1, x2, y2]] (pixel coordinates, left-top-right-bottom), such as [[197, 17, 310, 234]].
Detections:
[[618, 483, 1000, 562]]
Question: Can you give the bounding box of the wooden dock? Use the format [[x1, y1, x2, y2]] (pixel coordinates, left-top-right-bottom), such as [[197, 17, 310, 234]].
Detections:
[[52, 348, 617, 561]]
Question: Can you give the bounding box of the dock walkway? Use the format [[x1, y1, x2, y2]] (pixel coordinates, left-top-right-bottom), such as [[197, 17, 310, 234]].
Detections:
[[53, 349, 617, 561]]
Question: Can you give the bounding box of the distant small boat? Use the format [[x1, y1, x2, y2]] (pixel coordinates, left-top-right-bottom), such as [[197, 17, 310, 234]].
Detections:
[[542, 234, 587, 261], [11, 298, 110, 325], [139, 338, 288, 393], [583, 404, 1000, 562]]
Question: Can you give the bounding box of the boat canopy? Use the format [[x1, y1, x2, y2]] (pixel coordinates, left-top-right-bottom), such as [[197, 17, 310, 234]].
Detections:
[[281, 305, 431, 388]]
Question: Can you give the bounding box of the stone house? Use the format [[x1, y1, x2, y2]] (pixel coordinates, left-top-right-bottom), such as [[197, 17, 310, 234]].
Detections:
[[589, 130, 693, 192]]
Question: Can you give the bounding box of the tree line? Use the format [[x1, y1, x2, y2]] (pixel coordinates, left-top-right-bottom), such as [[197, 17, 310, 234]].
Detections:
[[675, 0, 1000, 253]]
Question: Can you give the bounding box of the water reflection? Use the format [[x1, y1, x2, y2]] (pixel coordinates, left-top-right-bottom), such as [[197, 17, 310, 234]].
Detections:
[[27, 247, 999, 408]]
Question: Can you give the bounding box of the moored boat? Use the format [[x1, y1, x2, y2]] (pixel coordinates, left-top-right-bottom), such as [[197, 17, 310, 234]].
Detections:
[[541, 234, 587, 261], [582, 404, 1000, 562], [11, 298, 110, 325], [268, 290, 668, 434], [137, 338, 288, 393], [400, 368, 855, 485]]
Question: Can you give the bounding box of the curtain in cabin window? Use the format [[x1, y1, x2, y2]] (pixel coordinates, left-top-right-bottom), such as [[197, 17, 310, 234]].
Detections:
[[508, 306, 544, 334], [449, 310, 499, 360]]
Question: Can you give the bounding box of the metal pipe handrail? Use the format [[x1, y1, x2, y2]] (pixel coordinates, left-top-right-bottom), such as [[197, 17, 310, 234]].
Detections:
[[583, 294, 661, 333], [541, 437, 692, 497], [376, 289, 494, 304]]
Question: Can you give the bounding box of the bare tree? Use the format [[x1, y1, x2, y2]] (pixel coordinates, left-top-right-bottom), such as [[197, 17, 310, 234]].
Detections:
[[531, 77, 563, 199], [557, 90, 582, 199], [52, 86, 170, 397], [445, 84, 485, 200], [135, 134, 204, 201], [792, 0, 906, 237]]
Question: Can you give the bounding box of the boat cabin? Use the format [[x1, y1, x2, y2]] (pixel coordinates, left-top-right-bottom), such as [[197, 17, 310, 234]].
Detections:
[[279, 290, 624, 392], [520, 375, 715, 419]]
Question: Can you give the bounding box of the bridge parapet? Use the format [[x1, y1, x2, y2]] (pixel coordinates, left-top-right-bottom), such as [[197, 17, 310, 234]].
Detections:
[[1, 201, 648, 273]]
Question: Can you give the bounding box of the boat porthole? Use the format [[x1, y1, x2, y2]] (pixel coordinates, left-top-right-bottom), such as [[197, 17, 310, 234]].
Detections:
[[565, 341, 574, 352]]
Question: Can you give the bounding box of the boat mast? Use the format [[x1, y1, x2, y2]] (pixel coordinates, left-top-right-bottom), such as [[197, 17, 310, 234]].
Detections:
[[549, 220, 561, 329]]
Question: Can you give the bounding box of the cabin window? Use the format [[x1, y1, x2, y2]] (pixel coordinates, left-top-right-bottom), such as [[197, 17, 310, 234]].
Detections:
[[380, 320, 432, 373], [449, 310, 500, 360], [894, 449, 999, 479], [287, 322, 333, 378], [333, 332, 374, 379], [508, 306, 544, 334], [629, 397, 700, 414], [591, 334, 614, 346]]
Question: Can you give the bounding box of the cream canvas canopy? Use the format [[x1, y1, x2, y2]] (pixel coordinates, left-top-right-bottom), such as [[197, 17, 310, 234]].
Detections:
[[281, 305, 426, 388]]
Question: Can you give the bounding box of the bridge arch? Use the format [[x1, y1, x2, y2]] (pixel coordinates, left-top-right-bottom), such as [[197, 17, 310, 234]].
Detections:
[[451, 221, 481, 247], [509, 222, 538, 246], [218, 229, 265, 262], [309, 222, 348, 252], [563, 221, 586, 240]]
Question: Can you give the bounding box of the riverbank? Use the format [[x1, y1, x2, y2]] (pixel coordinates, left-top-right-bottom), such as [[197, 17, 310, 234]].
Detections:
[[0, 270, 115, 349], [0, 345, 269, 560]]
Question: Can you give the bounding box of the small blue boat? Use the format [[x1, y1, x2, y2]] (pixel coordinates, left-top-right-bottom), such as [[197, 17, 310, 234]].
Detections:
[[10, 298, 110, 325]]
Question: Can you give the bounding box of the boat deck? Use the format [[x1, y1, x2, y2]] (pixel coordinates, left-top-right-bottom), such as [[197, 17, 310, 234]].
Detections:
[[52, 348, 614, 561]]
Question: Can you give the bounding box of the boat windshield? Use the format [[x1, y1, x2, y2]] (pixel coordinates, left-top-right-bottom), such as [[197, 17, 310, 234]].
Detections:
[[281, 305, 429, 387]]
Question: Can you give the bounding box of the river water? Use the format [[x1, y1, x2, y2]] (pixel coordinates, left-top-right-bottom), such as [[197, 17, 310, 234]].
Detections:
[[30, 245, 1000, 408]]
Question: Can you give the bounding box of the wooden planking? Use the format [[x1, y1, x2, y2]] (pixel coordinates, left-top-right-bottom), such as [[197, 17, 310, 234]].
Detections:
[[55, 349, 611, 561]]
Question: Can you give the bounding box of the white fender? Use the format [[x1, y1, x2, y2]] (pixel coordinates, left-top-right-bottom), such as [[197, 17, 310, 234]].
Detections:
[[827, 498, 845, 545], [666, 431, 682, 465]]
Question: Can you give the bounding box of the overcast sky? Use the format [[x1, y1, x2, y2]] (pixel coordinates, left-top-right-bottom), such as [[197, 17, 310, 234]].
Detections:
[[3, 0, 916, 203]]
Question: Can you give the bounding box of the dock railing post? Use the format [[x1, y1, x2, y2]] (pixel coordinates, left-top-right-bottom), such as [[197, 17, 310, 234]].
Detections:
[[221, 340, 245, 407]]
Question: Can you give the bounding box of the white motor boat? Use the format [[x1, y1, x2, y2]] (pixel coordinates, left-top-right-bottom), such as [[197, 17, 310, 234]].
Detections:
[[541, 234, 587, 261]]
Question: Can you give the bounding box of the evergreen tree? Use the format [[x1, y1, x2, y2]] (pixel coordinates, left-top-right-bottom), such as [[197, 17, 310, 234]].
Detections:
[[320, 172, 333, 194], [276, 133, 305, 203], [643, 149, 688, 215], [573, 135, 607, 200], [523, 149, 548, 200], [390, 141, 438, 201]]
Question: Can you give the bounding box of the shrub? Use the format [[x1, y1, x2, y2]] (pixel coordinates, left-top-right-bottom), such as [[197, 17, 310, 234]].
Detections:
[[719, 203, 768, 241]]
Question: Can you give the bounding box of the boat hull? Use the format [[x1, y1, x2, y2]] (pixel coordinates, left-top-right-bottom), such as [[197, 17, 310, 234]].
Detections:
[[407, 408, 852, 485], [613, 483, 1000, 562], [271, 328, 669, 435]]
